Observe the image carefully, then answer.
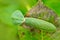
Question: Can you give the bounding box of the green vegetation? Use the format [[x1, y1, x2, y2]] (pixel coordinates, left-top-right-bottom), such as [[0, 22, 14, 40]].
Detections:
[[0, 0, 60, 40], [42, 0, 60, 16]]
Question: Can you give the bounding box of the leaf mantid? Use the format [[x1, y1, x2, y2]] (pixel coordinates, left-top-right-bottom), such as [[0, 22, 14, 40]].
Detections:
[[11, 10, 56, 40], [11, 10, 56, 33]]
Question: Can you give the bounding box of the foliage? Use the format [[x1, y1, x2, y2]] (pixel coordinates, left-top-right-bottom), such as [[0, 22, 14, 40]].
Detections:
[[42, 0, 60, 16], [0, 0, 60, 40]]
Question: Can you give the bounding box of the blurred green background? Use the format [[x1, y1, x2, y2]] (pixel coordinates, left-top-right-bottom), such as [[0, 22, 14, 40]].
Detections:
[[0, 0, 60, 40]]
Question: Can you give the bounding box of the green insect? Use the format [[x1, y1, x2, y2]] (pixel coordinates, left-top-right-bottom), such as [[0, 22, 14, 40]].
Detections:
[[11, 10, 56, 33]]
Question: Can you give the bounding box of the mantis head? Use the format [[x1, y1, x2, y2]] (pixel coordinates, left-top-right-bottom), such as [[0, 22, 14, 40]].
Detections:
[[11, 10, 25, 25]]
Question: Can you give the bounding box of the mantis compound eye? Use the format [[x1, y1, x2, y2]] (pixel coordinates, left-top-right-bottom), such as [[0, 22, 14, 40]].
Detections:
[[11, 10, 25, 25]]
